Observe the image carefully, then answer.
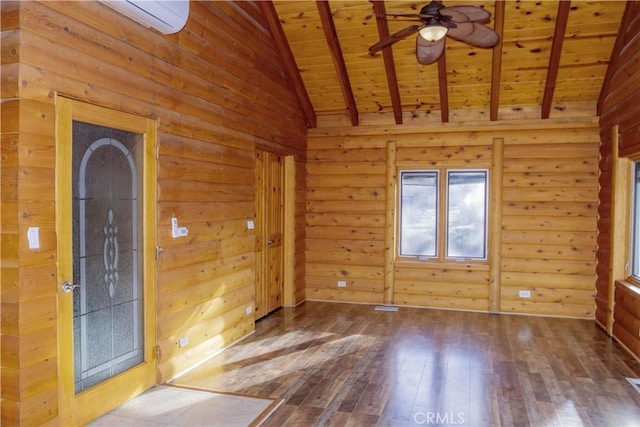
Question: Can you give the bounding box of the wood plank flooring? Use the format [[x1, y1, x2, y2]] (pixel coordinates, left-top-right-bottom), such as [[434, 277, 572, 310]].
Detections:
[[173, 302, 640, 426]]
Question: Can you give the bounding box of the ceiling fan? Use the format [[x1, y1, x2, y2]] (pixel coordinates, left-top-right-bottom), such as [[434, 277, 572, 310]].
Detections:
[[369, 1, 500, 65]]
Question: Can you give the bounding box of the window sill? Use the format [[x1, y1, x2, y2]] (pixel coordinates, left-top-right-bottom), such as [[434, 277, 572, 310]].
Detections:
[[395, 258, 490, 271], [615, 278, 640, 297]]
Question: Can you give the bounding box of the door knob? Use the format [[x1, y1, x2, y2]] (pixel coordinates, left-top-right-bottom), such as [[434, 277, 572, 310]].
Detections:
[[61, 281, 80, 293]]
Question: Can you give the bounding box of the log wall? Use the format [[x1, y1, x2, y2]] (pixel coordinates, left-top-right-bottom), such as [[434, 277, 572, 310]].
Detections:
[[0, 1, 306, 425], [597, 2, 640, 359], [306, 121, 600, 318]]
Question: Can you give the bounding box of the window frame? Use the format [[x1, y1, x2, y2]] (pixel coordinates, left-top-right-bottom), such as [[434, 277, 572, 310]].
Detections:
[[398, 167, 489, 263], [631, 162, 640, 279], [398, 169, 440, 259], [445, 169, 489, 260]]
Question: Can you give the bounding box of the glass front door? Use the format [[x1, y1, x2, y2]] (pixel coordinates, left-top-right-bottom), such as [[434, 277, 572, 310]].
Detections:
[[72, 122, 144, 392], [56, 97, 157, 425]]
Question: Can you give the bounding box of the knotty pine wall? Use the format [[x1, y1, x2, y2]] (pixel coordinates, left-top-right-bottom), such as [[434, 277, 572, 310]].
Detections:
[[597, 2, 640, 360], [306, 121, 600, 318], [0, 1, 306, 425]]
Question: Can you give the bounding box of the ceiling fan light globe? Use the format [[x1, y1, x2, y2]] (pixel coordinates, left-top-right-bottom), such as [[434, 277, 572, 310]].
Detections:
[[419, 25, 448, 42]]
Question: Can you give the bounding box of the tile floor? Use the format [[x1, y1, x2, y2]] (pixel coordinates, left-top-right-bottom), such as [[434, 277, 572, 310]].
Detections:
[[88, 385, 281, 427]]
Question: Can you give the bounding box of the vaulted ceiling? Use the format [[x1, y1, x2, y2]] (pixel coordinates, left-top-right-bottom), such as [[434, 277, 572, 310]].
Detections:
[[260, 1, 627, 128]]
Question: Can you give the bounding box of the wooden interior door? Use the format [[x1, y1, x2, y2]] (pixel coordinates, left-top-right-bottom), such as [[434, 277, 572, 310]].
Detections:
[[255, 151, 284, 319], [55, 97, 157, 425]]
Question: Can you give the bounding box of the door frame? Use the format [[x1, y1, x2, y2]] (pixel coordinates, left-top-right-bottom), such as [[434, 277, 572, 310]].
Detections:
[[254, 150, 284, 318], [55, 96, 158, 425], [283, 155, 296, 307], [254, 150, 297, 318]]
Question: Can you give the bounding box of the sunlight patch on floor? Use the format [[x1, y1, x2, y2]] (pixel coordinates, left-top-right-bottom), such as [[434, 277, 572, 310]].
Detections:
[[88, 385, 281, 427]]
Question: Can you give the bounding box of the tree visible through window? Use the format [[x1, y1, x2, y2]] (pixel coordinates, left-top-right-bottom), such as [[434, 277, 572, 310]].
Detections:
[[399, 169, 488, 260]]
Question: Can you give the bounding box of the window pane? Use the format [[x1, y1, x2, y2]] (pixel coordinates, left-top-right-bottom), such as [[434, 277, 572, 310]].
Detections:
[[400, 171, 438, 257], [446, 171, 487, 259], [633, 163, 640, 277]]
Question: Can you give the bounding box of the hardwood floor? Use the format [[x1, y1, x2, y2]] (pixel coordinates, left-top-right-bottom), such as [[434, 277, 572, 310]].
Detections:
[[173, 302, 640, 426]]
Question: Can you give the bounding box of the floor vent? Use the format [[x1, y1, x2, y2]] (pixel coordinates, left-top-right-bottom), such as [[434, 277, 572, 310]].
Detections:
[[374, 306, 399, 312]]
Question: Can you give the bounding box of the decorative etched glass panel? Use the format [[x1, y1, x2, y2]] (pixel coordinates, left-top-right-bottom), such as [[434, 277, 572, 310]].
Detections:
[[72, 121, 144, 393]]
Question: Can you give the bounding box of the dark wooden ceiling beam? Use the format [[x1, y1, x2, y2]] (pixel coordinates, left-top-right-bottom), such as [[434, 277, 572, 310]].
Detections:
[[316, 0, 359, 126], [259, 1, 317, 128], [437, 53, 449, 123], [372, 0, 403, 125], [541, 0, 571, 119], [433, 0, 448, 123], [490, 0, 506, 121]]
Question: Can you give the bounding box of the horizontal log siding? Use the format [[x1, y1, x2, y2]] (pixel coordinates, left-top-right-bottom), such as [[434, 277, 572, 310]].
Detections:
[[614, 282, 640, 357], [500, 142, 598, 317], [0, 1, 306, 425], [1, 3, 21, 424], [598, 2, 640, 358], [393, 142, 493, 312], [305, 142, 387, 304], [307, 124, 600, 317], [0, 2, 19, 424]]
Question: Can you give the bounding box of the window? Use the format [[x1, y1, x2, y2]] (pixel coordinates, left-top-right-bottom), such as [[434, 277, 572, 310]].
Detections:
[[400, 171, 439, 257], [399, 169, 488, 260], [632, 162, 640, 278]]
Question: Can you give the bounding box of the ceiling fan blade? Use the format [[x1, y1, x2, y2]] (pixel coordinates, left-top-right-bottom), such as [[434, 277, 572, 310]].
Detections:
[[416, 36, 446, 65], [447, 22, 499, 48], [369, 25, 422, 53], [446, 21, 474, 39], [440, 5, 491, 23]]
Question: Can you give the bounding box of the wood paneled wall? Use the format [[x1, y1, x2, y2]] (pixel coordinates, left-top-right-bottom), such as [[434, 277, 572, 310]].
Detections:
[[306, 120, 600, 318], [500, 137, 598, 317], [597, 2, 640, 360], [0, 1, 306, 425], [1, 5, 20, 426]]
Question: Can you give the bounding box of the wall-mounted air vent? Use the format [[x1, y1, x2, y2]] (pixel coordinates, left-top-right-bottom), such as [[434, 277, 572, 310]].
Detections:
[[102, 0, 189, 34]]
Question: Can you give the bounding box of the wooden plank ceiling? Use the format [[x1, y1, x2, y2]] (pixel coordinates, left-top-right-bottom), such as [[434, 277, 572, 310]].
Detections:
[[264, 0, 627, 127]]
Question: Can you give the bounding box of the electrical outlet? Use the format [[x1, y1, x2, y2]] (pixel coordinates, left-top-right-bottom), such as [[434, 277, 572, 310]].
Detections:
[[519, 290, 531, 298], [246, 305, 253, 315], [337, 280, 347, 288], [178, 336, 189, 348]]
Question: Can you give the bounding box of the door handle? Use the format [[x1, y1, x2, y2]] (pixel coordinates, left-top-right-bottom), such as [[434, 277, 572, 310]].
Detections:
[[61, 281, 80, 293]]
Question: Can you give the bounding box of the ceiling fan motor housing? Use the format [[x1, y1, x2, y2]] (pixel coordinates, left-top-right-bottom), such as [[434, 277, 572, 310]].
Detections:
[[420, 1, 444, 16], [420, 2, 457, 29], [368, 1, 499, 57]]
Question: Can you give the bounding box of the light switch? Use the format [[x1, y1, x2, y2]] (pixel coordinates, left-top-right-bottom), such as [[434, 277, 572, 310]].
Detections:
[[171, 217, 188, 238], [247, 220, 255, 230], [27, 227, 40, 249]]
